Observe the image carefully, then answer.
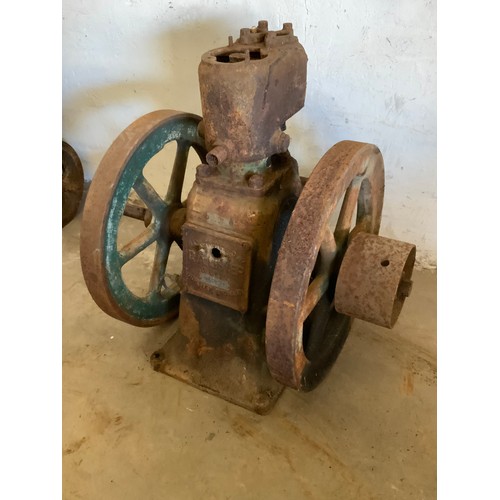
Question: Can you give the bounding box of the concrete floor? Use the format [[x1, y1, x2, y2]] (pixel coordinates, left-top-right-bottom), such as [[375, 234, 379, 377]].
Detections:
[[63, 214, 436, 500]]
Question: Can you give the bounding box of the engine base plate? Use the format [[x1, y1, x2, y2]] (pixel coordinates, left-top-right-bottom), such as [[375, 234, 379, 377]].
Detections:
[[151, 329, 284, 415]]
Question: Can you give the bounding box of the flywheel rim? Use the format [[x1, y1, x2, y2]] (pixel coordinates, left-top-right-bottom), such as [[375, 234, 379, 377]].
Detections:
[[265, 140, 384, 390], [80, 110, 206, 327]]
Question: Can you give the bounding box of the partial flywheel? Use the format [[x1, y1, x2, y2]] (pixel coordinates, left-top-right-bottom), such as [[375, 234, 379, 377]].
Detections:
[[80, 110, 206, 326], [266, 140, 415, 390]]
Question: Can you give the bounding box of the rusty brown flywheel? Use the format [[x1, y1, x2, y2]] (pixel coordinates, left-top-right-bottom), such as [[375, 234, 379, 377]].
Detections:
[[266, 140, 385, 390]]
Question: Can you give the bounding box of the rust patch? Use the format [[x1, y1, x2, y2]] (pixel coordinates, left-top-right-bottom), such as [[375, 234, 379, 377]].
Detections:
[[402, 370, 414, 395], [63, 436, 87, 456], [205, 432, 216, 441]]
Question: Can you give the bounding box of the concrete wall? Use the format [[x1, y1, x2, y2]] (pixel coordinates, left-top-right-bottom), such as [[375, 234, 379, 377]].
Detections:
[[62, 0, 436, 268]]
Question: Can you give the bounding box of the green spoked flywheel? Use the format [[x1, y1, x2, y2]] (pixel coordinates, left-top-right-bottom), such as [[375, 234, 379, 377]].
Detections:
[[80, 110, 206, 326]]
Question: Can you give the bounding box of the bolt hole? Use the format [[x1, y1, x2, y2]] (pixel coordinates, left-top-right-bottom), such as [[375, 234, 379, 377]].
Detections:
[[152, 352, 161, 359], [211, 247, 222, 259], [381, 259, 390, 267]]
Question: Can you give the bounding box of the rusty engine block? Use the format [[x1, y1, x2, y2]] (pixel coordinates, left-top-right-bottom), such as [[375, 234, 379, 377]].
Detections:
[[80, 21, 416, 414]]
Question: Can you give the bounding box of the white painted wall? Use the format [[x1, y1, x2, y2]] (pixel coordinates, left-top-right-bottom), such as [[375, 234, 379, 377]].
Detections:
[[63, 0, 436, 267]]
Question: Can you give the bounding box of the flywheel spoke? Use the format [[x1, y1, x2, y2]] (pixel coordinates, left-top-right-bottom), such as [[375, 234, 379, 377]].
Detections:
[[300, 273, 330, 323], [118, 225, 158, 265], [334, 176, 362, 246], [351, 177, 375, 237], [148, 238, 171, 295], [166, 140, 190, 204], [300, 228, 336, 322], [133, 174, 167, 219]]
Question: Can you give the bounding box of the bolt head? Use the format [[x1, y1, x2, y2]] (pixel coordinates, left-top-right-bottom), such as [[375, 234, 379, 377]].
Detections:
[[248, 174, 265, 189]]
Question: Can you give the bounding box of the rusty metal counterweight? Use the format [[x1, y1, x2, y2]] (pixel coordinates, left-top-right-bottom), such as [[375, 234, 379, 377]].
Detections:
[[79, 20, 416, 414]]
